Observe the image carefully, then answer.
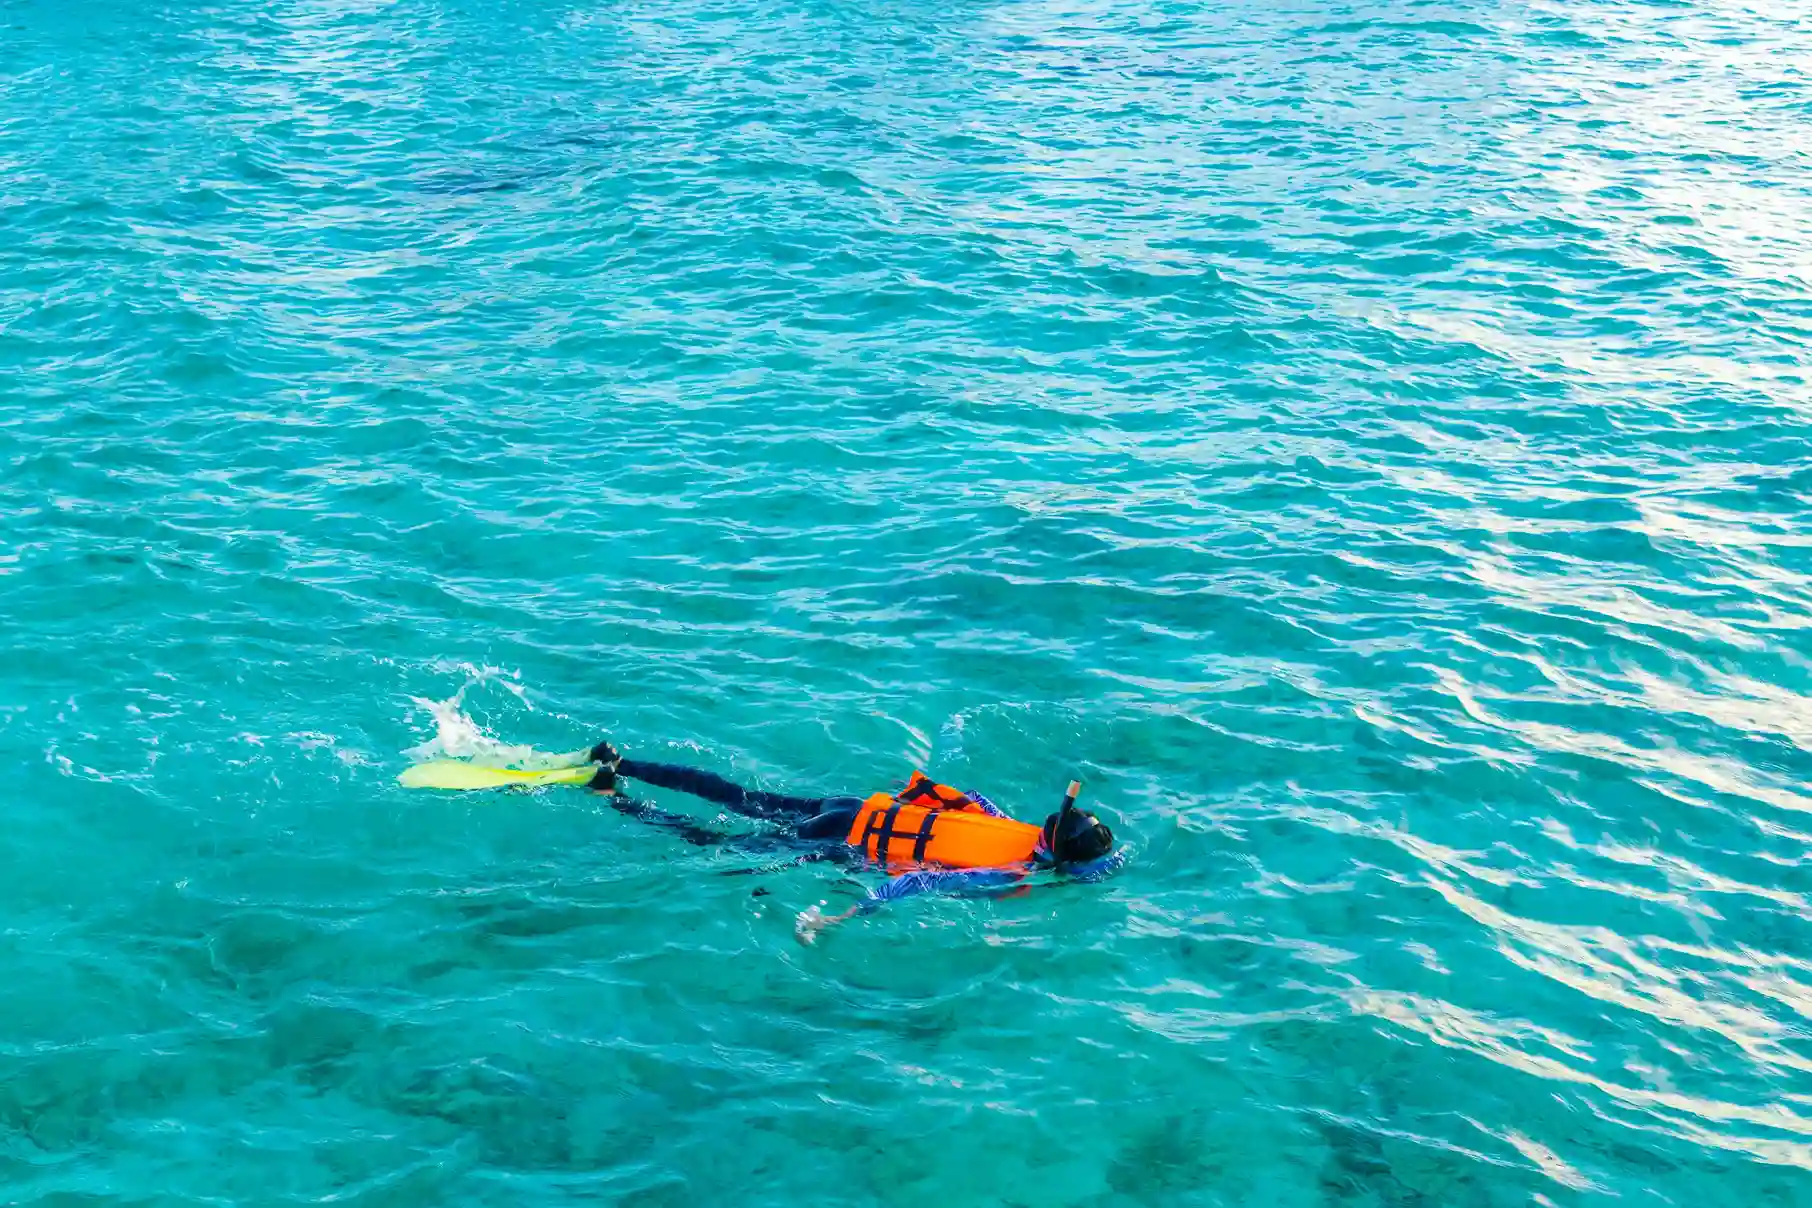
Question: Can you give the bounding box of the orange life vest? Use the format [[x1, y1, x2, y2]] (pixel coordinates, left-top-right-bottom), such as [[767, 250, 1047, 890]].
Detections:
[[845, 771, 1043, 870]]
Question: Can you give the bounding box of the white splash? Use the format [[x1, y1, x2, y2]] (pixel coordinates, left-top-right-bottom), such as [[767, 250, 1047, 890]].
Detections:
[[402, 685, 583, 769]]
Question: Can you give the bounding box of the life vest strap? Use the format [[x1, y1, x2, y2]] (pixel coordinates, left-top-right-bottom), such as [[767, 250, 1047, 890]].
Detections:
[[908, 811, 937, 863], [897, 780, 938, 805], [859, 803, 898, 862], [897, 776, 973, 811], [859, 801, 940, 864]]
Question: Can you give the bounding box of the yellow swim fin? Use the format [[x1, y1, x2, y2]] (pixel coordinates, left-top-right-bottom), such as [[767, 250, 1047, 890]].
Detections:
[[397, 761, 598, 791]]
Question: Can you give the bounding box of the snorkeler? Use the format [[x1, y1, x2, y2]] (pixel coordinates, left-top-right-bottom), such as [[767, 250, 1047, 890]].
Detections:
[[579, 741, 1121, 941]]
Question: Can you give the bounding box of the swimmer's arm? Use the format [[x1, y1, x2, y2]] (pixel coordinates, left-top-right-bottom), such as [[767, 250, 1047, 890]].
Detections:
[[1063, 849, 1128, 882], [884, 854, 1125, 902], [860, 868, 1023, 910], [797, 873, 944, 941], [794, 901, 861, 943], [963, 791, 1009, 818], [795, 869, 1022, 943]]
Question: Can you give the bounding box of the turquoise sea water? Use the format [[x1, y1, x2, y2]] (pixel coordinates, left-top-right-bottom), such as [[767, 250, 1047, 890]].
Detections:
[[4, 0, 1812, 1203]]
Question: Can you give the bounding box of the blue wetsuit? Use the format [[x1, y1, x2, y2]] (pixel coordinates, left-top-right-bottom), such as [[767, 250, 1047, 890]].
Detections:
[[608, 759, 1122, 909]]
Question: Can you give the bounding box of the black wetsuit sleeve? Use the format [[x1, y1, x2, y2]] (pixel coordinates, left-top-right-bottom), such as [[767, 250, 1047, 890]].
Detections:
[[615, 758, 829, 821]]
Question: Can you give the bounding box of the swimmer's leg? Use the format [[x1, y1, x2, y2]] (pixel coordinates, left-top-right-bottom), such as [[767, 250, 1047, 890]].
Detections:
[[795, 798, 863, 841], [602, 794, 733, 848], [615, 758, 841, 823]]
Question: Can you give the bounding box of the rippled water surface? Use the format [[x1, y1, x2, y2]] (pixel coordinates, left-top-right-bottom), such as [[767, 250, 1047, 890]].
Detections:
[[4, 0, 1812, 1203]]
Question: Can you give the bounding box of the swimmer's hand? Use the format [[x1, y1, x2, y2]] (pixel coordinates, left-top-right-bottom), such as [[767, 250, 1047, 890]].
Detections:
[[795, 902, 858, 945]]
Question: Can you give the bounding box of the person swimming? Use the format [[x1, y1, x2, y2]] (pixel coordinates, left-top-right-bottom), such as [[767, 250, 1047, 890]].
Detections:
[[579, 741, 1121, 941]]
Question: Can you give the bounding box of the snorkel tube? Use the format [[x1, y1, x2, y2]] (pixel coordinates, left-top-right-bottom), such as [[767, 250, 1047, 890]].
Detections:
[[1045, 779, 1082, 865]]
